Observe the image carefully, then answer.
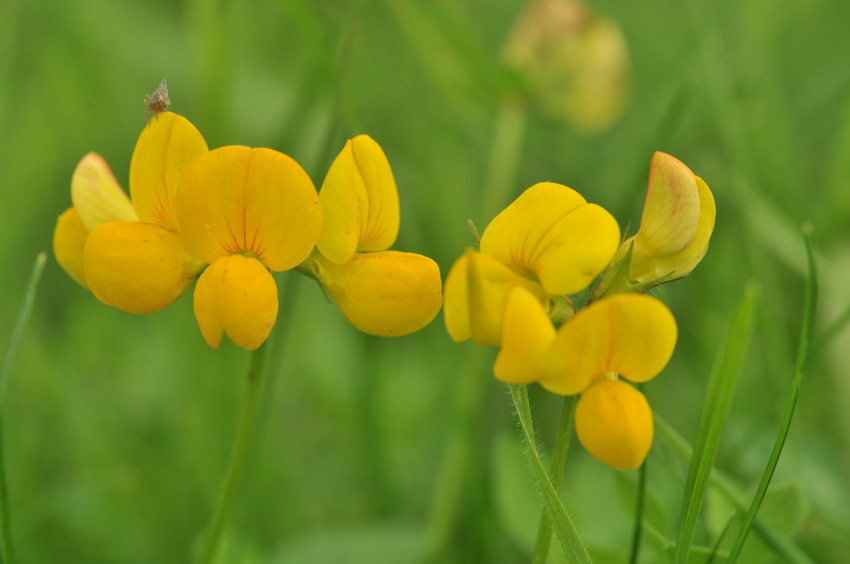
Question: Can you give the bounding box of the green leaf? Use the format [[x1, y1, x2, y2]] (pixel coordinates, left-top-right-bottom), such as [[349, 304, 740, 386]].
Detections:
[[508, 384, 592, 564], [674, 283, 760, 563]]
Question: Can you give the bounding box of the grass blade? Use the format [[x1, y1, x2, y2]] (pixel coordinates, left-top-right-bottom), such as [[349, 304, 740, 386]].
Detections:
[[0, 252, 47, 404], [674, 283, 760, 563], [725, 227, 817, 562], [0, 251, 48, 564], [509, 384, 591, 564], [656, 416, 814, 564]]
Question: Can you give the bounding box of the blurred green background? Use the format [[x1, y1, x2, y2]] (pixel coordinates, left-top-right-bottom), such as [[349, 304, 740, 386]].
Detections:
[[2, 0, 850, 562]]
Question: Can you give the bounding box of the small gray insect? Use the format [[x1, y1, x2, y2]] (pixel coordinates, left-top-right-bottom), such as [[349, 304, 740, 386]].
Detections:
[[144, 79, 170, 121]]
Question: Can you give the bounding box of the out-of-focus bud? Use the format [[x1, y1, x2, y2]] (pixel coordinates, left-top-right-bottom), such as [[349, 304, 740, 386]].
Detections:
[[597, 152, 716, 295], [503, 0, 630, 131]]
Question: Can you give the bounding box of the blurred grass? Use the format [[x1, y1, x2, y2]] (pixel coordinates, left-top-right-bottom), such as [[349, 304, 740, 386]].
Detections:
[[1, 0, 850, 562]]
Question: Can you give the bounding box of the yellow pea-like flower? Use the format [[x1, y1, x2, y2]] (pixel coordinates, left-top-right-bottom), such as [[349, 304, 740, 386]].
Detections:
[[495, 292, 676, 469], [618, 152, 716, 285], [443, 182, 619, 347], [55, 113, 209, 312], [304, 135, 442, 337], [177, 145, 323, 349]]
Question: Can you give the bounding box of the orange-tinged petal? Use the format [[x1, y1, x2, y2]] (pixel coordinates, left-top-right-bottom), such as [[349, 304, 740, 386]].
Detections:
[[84, 222, 203, 314], [129, 112, 208, 225], [635, 152, 700, 256], [575, 378, 653, 469], [176, 146, 322, 271], [193, 254, 278, 350], [625, 154, 716, 282], [317, 135, 399, 263], [494, 286, 557, 384], [53, 207, 90, 288], [311, 250, 441, 336], [480, 182, 620, 295], [443, 249, 546, 347], [71, 153, 138, 230], [542, 293, 676, 395]]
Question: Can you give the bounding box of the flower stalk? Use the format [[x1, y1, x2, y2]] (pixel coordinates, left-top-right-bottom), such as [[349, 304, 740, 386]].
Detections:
[[194, 343, 268, 564], [531, 394, 577, 564]]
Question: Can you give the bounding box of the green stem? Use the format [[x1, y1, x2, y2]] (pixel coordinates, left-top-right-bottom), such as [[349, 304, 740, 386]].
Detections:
[[530, 395, 576, 564], [629, 453, 647, 564], [194, 344, 268, 564], [509, 385, 591, 564]]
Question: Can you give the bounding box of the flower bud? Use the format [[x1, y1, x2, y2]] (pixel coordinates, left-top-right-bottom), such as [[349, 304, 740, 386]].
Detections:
[[503, 0, 629, 131], [628, 152, 715, 284]]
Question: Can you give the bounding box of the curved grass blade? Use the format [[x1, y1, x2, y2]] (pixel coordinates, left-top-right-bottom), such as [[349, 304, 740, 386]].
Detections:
[[0, 252, 47, 404], [0, 251, 48, 564], [725, 227, 817, 563], [509, 384, 591, 564], [674, 283, 760, 563]]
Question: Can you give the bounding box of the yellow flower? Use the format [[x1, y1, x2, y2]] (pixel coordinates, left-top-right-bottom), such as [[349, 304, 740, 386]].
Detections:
[[53, 113, 209, 313], [302, 135, 442, 337], [444, 182, 620, 346], [600, 152, 715, 294], [495, 288, 676, 469], [176, 146, 323, 350]]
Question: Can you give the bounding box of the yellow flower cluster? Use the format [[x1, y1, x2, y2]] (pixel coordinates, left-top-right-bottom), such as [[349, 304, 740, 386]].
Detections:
[[53, 113, 442, 350], [444, 152, 715, 469]]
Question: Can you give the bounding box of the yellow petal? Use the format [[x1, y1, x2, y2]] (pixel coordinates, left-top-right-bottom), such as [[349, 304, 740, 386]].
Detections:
[[176, 146, 323, 271], [627, 153, 716, 282], [193, 254, 279, 350], [84, 222, 202, 314], [129, 112, 208, 225], [542, 293, 676, 395], [574, 378, 653, 470], [311, 250, 441, 336], [317, 135, 399, 264], [53, 207, 90, 288], [443, 249, 546, 347], [480, 182, 620, 295], [494, 286, 556, 384], [71, 153, 138, 231]]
